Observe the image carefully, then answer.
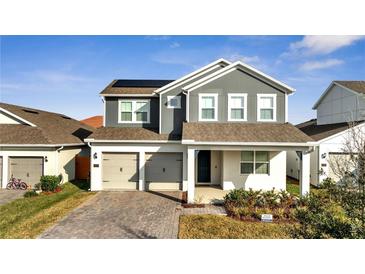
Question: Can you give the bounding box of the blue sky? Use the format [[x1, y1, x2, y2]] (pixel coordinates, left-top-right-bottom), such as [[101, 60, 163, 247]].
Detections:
[[1, 35, 364, 124]]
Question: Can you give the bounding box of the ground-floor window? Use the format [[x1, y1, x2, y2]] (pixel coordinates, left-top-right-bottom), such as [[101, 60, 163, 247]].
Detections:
[[240, 151, 270, 175]]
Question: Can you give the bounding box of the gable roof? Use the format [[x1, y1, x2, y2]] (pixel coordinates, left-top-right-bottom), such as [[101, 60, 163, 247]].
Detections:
[[153, 58, 231, 95], [182, 122, 313, 144], [313, 81, 365, 109], [296, 118, 365, 142], [182, 61, 295, 94], [0, 102, 94, 146], [100, 79, 174, 96], [81, 115, 103, 128]]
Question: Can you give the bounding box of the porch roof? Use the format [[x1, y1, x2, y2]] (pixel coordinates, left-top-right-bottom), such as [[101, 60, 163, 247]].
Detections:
[[182, 122, 313, 144]]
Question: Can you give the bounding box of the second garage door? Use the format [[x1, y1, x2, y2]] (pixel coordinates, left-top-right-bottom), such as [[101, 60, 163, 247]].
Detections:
[[145, 153, 182, 190], [8, 157, 43, 186], [102, 153, 139, 190]]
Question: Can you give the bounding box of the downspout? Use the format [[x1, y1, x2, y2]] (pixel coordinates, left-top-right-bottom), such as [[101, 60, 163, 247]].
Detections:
[[55, 146, 64, 183]]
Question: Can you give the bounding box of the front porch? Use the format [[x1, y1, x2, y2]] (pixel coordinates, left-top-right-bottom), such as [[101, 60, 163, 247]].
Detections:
[[187, 146, 312, 203]]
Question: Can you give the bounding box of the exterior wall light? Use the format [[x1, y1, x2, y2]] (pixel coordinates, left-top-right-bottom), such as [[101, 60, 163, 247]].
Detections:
[[44, 156, 48, 162], [321, 153, 327, 159], [93, 152, 98, 159]]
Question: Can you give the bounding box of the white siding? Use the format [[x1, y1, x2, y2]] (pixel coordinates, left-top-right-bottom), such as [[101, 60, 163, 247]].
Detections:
[[0, 111, 22, 124], [222, 150, 286, 191], [317, 85, 365, 125]]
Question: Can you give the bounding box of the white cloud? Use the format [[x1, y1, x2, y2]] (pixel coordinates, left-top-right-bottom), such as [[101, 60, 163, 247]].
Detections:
[[145, 35, 170, 41], [224, 53, 266, 70], [170, 42, 180, 48], [30, 70, 92, 83], [287, 35, 365, 56], [299, 58, 344, 71]]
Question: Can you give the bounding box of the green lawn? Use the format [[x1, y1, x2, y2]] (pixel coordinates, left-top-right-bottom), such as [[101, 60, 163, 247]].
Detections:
[[179, 215, 294, 239], [286, 177, 300, 195], [0, 182, 95, 239]]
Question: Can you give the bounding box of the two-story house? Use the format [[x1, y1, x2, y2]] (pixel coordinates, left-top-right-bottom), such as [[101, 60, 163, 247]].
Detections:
[[85, 59, 314, 203], [287, 81, 365, 185]]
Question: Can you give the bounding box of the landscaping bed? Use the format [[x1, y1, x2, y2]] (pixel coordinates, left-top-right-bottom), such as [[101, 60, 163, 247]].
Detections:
[[0, 181, 95, 239], [179, 214, 294, 239]]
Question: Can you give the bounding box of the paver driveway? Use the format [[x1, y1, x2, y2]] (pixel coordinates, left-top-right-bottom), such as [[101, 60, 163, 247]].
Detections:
[[0, 189, 26, 206], [40, 191, 183, 239]]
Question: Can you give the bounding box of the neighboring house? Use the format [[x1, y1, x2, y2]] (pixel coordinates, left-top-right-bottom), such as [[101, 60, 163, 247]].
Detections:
[[287, 81, 365, 186], [0, 102, 94, 188], [85, 59, 314, 203], [81, 115, 103, 128]]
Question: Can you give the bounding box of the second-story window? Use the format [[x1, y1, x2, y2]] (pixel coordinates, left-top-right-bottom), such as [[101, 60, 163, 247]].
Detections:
[[257, 94, 276, 122], [119, 99, 150, 123], [199, 94, 218, 121], [228, 93, 247, 121]]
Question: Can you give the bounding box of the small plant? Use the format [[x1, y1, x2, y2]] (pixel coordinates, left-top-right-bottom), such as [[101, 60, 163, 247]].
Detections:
[[23, 190, 39, 198], [39, 175, 61, 192]]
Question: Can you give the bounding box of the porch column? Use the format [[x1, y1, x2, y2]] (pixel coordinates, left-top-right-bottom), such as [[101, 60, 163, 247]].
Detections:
[[187, 148, 195, 203], [299, 151, 310, 196], [138, 151, 145, 191]]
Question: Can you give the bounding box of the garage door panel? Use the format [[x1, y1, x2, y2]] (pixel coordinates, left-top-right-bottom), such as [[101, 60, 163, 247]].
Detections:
[[9, 157, 43, 186], [102, 153, 138, 190], [145, 153, 182, 190]]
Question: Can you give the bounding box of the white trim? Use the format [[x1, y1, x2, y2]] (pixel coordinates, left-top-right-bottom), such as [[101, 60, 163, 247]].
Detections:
[[312, 81, 362, 109], [198, 93, 218, 121], [167, 95, 181, 109], [100, 94, 157, 97], [84, 139, 181, 144], [0, 143, 85, 147], [181, 140, 315, 147], [118, 99, 150, 124], [227, 93, 248, 121], [183, 61, 295, 94], [102, 98, 106, 127], [0, 107, 37, 127], [154, 58, 231, 95], [257, 94, 277, 122], [285, 94, 288, 123], [186, 93, 190, 122], [159, 94, 162, 133]]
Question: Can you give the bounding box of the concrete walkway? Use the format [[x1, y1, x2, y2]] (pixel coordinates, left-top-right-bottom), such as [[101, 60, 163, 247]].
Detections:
[[0, 189, 26, 206], [40, 191, 183, 239]]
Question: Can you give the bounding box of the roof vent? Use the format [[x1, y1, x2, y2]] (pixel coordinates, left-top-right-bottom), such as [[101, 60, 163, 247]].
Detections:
[[23, 109, 39, 114], [61, 115, 71, 120]]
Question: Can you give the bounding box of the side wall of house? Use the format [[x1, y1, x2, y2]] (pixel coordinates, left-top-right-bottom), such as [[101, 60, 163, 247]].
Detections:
[[221, 150, 286, 191], [317, 85, 365, 125], [104, 97, 159, 129], [189, 69, 286, 123], [58, 146, 89, 182]]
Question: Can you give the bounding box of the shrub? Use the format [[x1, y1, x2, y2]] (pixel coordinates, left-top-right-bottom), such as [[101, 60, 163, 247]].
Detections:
[[39, 175, 61, 192], [23, 190, 39, 198], [224, 188, 300, 221]]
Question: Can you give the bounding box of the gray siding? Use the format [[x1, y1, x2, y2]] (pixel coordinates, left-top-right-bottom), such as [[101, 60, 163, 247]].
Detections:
[[160, 66, 224, 134], [105, 97, 159, 129], [189, 69, 286, 123], [317, 85, 365, 125]]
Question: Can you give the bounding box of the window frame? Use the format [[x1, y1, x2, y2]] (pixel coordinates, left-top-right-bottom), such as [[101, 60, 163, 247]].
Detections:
[[198, 93, 218, 121], [257, 94, 277, 122], [118, 99, 150, 124], [227, 93, 248, 121], [240, 151, 270, 175], [167, 95, 181, 109]]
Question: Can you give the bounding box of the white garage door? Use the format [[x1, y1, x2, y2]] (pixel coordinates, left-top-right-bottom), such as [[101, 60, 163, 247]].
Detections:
[[102, 153, 139, 190], [145, 153, 182, 190], [9, 157, 43, 186]]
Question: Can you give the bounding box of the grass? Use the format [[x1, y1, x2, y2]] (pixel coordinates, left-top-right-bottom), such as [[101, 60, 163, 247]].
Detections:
[[179, 215, 294, 239], [286, 177, 300, 195], [0, 181, 95, 239]]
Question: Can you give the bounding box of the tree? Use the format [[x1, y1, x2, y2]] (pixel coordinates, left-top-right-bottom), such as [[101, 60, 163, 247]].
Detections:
[[328, 121, 365, 235]]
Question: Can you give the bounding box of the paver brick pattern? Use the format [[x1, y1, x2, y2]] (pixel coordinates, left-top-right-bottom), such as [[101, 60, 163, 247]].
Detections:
[[0, 189, 26, 206], [40, 191, 183, 239]]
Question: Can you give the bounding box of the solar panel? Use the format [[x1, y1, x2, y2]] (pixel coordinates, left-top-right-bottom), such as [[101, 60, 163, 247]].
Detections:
[[112, 79, 174, 88]]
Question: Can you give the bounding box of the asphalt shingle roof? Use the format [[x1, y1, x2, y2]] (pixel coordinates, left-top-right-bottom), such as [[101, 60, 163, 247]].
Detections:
[[0, 102, 94, 145], [334, 81, 365, 94], [100, 79, 174, 95]]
